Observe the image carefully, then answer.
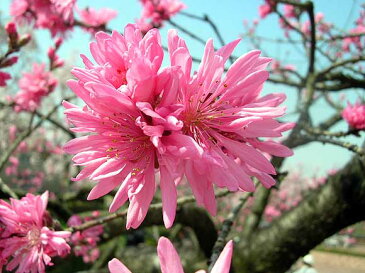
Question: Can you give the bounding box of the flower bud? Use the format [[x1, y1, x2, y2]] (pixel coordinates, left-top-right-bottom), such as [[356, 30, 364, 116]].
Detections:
[[18, 34, 31, 47], [55, 37, 63, 49], [1, 56, 19, 68], [5, 22, 17, 36]]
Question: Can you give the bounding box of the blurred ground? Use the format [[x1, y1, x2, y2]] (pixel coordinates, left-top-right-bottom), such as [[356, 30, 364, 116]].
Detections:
[[312, 251, 365, 273]]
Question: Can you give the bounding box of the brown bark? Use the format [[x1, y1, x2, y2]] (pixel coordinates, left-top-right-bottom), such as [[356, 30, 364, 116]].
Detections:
[[235, 153, 365, 273]]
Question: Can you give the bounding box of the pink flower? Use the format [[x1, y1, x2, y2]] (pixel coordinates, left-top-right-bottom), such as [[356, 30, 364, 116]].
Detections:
[[108, 237, 233, 273], [167, 30, 294, 214], [13, 63, 57, 112], [77, 7, 117, 28], [10, 0, 76, 36], [67, 213, 103, 263], [139, 0, 186, 25], [258, 0, 276, 19], [342, 102, 365, 129], [283, 4, 296, 18], [51, 0, 76, 22], [264, 205, 281, 222], [0, 192, 71, 273], [64, 25, 193, 229], [0, 71, 11, 87]]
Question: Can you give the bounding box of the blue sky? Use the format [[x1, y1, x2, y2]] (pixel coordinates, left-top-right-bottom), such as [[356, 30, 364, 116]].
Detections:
[[0, 0, 363, 176]]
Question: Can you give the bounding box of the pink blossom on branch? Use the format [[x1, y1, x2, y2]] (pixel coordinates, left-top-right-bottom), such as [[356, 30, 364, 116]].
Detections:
[[342, 102, 365, 130], [258, 0, 276, 19], [167, 30, 294, 214], [0, 192, 71, 273], [108, 237, 233, 273], [67, 212, 103, 263], [140, 0, 186, 22], [64, 24, 293, 230], [13, 63, 57, 112], [63, 24, 189, 229], [77, 7, 118, 29], [137, 0, 186, 30], [10, 0, 76, 36]]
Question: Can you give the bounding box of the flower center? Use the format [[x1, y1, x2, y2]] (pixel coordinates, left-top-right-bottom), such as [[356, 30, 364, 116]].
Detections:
[[27, 227, 41, 247]]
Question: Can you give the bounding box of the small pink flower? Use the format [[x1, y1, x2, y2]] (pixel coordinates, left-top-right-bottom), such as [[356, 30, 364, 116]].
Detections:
[[258, 0, 276, 19], [0, 192, 71, 273], [283, 4, 296, 18], [265, 205, 281, 222], [13, 63, 57, 112], [108, 237, 233, 273], [342, 102, 365, 130], [67, 213, 103, 263], [78, 7, 117, 28], [139, 0, 186, 25]]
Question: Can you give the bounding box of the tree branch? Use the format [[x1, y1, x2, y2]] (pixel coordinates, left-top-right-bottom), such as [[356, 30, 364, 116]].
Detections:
[[238, 149, 365, 273]]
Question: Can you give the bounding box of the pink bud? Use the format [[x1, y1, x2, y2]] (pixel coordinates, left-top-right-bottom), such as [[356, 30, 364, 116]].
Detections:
[[55, 37, 63, 48], [54, 59, 64, 68], [5, 22, 17, 36], [48, 47, 56, 59], [18, 34, 31, 47], [1, 56, 18, 68]]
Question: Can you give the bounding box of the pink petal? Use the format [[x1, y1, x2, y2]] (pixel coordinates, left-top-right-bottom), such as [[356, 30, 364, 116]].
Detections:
[[157, 237, 184, 273], [108, 258, 132, 273]]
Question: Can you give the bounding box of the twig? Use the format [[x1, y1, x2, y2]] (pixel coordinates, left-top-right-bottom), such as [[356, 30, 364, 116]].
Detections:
[[306, 1, 316, 74], [304, 126, 360, 138], [179, 11, 234, 64], [317, 56, 365, 76], [208, 191, 254, 271], [69, 190, 230, 232], [0, 177, 18, 199], [168, 19, 207, 45], [0, 98, 73, 181], [303, 135, 365, 156], [0, 101, 75, 138]]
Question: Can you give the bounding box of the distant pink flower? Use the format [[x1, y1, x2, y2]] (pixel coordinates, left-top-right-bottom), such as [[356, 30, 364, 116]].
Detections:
[[13, 63, 57, 112], [342, 102, 365, 129], [78, 7, 117, 28], [167, 30, 294, 214], [140, 0, 186, 25], [51, 0, 76, 22], [67, 212, 103, 263], [0, 192, 71, 273], [283, 4, 296, 18], [265, 205, 281, 221], [10, 0, 76, 36], [108, 237, 233, 273], [259, 0, 276, 18], [0, 71, 11, 87]]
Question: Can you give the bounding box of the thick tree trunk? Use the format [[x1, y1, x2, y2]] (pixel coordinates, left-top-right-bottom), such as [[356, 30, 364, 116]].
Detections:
[[236, 153, 365, 273]]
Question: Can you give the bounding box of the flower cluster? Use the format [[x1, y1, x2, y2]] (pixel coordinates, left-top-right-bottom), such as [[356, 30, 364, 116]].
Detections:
[[342, 7, 365, 53], [13, 63, 57, 112], [108, 237, 233, 273], [0, 192, 71, 273], [10, 0, 76, 36], [67, 211, 103, 263], [63, 24, 293, 230], [137, 0, 185, 32], [342, 102, 365, 130]]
